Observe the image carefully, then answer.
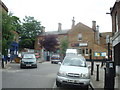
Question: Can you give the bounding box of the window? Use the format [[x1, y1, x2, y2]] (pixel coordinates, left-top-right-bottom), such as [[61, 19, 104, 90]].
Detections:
[[115, 13, 118, 33], [78, 33, 82, 41], [82, 49, 85, 55], [78, 49, 82, 54], [85, 48, 89, 56]]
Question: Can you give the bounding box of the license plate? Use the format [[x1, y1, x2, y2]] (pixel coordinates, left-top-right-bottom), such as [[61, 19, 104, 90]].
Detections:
[[26, 64, 31, 66], [68, 80, 74, 83]]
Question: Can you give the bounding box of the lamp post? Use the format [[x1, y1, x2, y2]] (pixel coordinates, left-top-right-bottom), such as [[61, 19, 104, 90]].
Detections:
[[106, 12, 111, 61], [106, 35, 111, 60]]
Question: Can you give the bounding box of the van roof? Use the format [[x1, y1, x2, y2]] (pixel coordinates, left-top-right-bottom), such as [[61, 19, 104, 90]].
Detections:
[[66, 49, 77, 53]]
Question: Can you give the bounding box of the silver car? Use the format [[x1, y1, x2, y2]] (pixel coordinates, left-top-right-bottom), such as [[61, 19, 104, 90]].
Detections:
[[56, 55, 90, 88], [20, 53, 37, 68]]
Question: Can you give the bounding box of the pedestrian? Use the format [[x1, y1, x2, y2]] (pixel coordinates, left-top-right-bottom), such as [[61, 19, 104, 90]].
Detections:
[[43, 50, 47, 61]]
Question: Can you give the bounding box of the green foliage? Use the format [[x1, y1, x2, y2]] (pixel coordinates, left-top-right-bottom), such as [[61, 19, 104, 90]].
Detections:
[[2, 12, 44, 53], [60, 37, 69, 56], [2, 12, 21, 55], [19, 39, 33, 49], [19, 16, 44, 49]]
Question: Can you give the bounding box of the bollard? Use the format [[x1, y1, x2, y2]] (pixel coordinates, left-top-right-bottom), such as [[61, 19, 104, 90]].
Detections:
[[2, 59, 4, 68], [96, 64, 99, 81], [104, 68, 107, 89], [89, 49, 94, 75], [91, 61, 94, 75]]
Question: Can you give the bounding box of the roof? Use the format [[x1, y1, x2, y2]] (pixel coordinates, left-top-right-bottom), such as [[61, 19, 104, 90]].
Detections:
[[0, 1, 8, 12], [100, 32, 112, 37], [110, 1, 120, 14], [69, 22, 94, 33], [40, 29, 69, 36]]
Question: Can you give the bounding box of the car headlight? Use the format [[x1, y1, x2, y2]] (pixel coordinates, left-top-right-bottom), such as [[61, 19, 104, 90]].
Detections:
[[81, 73, 90, 78], [57, 71, 66, 77], [32, 61, 37, 64]]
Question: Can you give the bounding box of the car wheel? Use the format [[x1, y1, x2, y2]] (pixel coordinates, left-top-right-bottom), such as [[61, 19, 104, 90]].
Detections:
[[51, 61, 53, 64], [20, 65, 23, 69], [56, 80, 62, 87], [83, 85, 89, 90]]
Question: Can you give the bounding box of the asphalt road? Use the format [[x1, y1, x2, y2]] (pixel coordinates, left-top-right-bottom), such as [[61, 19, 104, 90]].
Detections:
[[2, 61, 60, 88]]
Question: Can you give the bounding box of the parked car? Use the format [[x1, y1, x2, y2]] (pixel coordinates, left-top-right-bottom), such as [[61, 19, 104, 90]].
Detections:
[[51, 54, 61, 64], [56, 55, 90, 88], [20, 53, 37, 68]]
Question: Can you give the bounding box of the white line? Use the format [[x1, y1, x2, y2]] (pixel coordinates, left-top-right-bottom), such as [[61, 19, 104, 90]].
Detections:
[[53, 80, 56, 88], [90, 82, 95, 90]]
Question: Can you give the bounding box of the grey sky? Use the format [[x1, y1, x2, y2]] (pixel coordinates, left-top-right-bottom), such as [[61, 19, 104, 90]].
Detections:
[[2, 0, 115, 32]]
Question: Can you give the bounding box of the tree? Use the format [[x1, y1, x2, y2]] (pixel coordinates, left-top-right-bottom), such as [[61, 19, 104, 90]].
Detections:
[[19, 16, 44, 49], [60, 37, 69, 57], [19, 39, 33, 49], [2, 12, 21, 55], [40, 35, 59, 52]]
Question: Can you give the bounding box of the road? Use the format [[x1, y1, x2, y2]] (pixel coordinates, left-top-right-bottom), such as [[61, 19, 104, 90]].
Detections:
[[2, 61, 60, 88]]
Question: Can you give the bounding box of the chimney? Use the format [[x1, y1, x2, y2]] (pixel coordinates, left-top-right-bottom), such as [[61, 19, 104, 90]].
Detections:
[[92, 21, 96, 31], [96, 25, 99, 31], [71, 17, 75, 29], [96, 25, 100, 44], [58, 23, 62, 32]]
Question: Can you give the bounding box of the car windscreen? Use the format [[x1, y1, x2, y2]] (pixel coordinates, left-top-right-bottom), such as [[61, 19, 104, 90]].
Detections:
[[23, 54, 35, 59], [62, 56, 86, 67]]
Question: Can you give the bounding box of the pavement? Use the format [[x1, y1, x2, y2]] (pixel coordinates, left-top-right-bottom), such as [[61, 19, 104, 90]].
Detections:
[[87, 61, 119, 89]]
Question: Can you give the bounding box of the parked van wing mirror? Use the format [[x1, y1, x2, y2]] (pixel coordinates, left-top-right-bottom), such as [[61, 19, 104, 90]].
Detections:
[[58, 62, 62, 65]]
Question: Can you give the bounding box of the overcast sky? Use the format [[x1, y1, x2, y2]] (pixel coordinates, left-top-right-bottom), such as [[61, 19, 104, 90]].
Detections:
[[2, 0, 116, 32]]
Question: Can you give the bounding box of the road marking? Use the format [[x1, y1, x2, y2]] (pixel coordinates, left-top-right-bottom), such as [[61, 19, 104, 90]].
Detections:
[[53, 80, 56, 88], [90, 82, 94, 90]]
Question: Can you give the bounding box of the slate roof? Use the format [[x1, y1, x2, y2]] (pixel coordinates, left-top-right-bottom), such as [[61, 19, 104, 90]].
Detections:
[[40, 29, 69, 36]]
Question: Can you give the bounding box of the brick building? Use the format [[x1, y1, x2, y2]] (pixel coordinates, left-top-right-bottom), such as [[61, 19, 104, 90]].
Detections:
[[110, 0, 120, 77], [35, 17, 112, 59]]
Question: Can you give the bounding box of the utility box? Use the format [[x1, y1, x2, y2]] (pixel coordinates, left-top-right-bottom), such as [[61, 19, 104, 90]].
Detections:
[[106, 61, 115, 77], [104, 61, 116, 89]]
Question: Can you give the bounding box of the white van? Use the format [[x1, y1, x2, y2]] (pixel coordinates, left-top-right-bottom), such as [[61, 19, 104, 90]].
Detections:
[[66, 49, 77, 55]]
